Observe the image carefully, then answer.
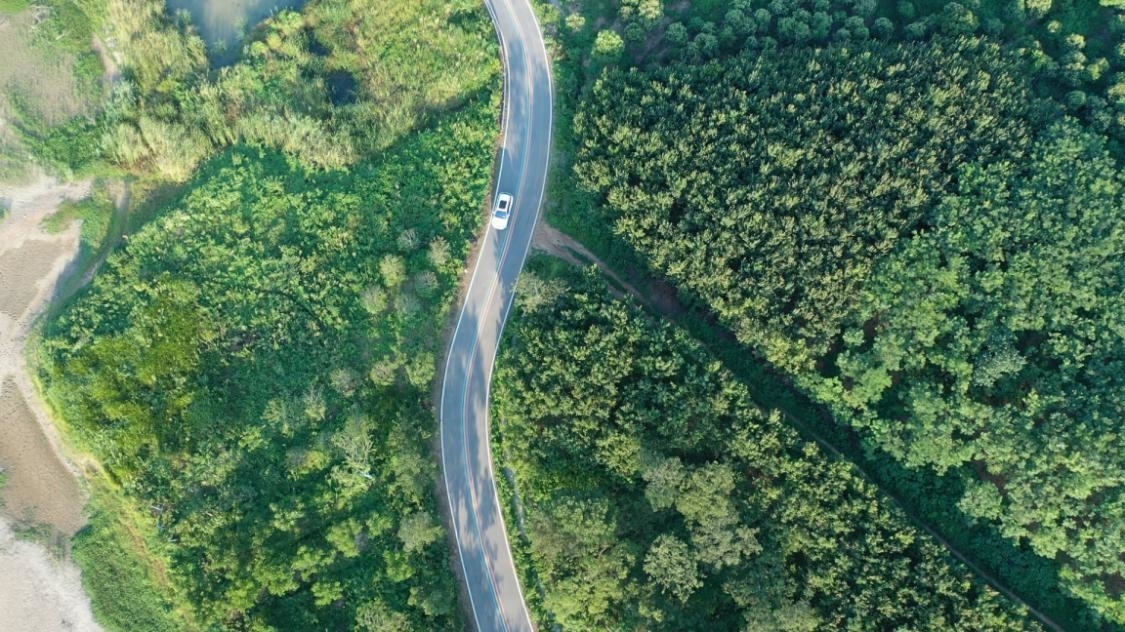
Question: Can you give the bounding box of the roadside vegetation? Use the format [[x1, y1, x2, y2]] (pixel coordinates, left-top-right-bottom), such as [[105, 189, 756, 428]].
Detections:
[[70, 479, 186, 632], [537, 0, 1125, 629], [33, 0, 501, 629], [494, 262, 1043, 631]]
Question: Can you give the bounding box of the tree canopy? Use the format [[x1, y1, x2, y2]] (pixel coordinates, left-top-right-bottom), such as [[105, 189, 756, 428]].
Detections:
[[42, 83, 497, 632], [576, 35, 1034, 373], [492, 264, 1041, 631], [825, 121, 1125, 620], [570, 0, 1125, 624]]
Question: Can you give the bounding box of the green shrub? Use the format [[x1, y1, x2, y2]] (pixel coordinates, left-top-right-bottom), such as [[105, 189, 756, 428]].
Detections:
[[72, 496, 184, 632], [0, 0, 31, 14]]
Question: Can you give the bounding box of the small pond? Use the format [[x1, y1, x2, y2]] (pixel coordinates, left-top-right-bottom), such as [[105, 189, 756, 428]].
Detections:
[[165, 0, 307, 66]]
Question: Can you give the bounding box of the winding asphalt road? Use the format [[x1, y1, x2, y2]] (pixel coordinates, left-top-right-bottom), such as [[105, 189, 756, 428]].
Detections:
[[438, 0, 551, 630]]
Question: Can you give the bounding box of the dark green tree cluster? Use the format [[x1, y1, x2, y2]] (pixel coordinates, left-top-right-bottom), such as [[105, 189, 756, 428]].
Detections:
[[595, 0, 1125, 147], [570, 0, 1125, 624], [41, 90, 496, 629], [492, 265, 1041, 631], [575, 34, 1034, 373], [875, 0, 1125, 145], [823, 121, 1125, 622]]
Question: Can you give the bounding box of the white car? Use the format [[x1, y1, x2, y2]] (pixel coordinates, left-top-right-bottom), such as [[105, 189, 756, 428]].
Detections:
[[491, 192, 513, 230]]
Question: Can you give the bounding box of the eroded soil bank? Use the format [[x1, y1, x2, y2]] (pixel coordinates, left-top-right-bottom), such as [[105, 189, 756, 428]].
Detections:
[[0, 516, 102, 632], [0, 175, 102, 631]]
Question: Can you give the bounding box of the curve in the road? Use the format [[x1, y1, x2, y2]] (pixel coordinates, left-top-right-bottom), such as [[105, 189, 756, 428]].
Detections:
[[438, 0, 552, 631]]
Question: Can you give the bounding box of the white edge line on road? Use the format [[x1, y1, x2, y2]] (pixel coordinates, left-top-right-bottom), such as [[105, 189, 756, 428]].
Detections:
[[460, 234, 514, 630], [439, 0, 513, 630], [457, 293, 506, 631], [479, 0, 554, 629]]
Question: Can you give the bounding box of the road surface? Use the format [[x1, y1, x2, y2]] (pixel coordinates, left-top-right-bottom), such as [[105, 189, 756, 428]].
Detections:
[[438, 0, 552, 630]]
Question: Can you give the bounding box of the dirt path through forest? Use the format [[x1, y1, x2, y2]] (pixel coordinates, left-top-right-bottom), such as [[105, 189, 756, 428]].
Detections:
[[534, 221, 1065, 632], [531, 220, 637, 295], [0, 175, 102, 631], [531, 220, 687, 316]]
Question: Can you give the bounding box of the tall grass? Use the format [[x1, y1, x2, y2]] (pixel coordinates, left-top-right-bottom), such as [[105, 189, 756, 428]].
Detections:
[[72, 481, 194, 632]]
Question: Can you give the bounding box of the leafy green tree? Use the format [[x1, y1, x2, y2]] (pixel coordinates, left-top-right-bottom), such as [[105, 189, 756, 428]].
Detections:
[[492, 266, 1041, 631], [1026, 0, 1053, 17], [593, 29, 625, 58], [356, 600, 413, 632], [397, 511, 442, 554], [644, 535, 702, 603], [530, 495, 637, 630]]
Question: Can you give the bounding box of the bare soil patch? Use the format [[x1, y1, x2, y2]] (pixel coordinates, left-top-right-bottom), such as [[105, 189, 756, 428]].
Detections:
[[0, 515, 102, 632], [0, 175, 90, 533], [531, 219, 686, 317], [0, 238, 66, 318], [531, 220, 633, 292], [0, 174, 99, 629], [0, 377, 86, 536]]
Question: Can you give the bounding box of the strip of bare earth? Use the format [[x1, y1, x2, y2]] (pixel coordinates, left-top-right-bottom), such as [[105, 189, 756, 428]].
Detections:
[[0, 175, 102, 632]]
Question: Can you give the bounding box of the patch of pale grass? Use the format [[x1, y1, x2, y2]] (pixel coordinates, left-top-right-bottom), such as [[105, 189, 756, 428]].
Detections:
[[0, 10, 99, 182], [0, 12, 91, 124]]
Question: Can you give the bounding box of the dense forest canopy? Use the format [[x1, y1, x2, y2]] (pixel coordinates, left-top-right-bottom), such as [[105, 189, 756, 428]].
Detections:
[[493, 264, 1041, 631], [43, 117, 494, 627], [569, 0, 1125, 625], [32, 0, 501, 628], [577, 34, 1034, 371], [826, 121, 1125, 617]]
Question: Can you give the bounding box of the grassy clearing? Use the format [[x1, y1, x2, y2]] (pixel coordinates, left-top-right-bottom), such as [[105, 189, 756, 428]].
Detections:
[[71, 479, 193, 632], [0, 0, 31, 14]]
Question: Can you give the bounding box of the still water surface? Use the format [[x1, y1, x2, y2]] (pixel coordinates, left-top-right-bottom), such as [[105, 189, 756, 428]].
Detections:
[[165, 0, 306, 65]]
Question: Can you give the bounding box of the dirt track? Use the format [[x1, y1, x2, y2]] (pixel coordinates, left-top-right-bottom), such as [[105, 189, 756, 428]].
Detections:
[[0, 175, 102, 631]]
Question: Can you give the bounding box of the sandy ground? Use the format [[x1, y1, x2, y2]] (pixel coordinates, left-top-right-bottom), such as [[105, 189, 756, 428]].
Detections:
[[0, 377, 86, 532], [0, 516, 101, 632], [0, 174, 102, 632]]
